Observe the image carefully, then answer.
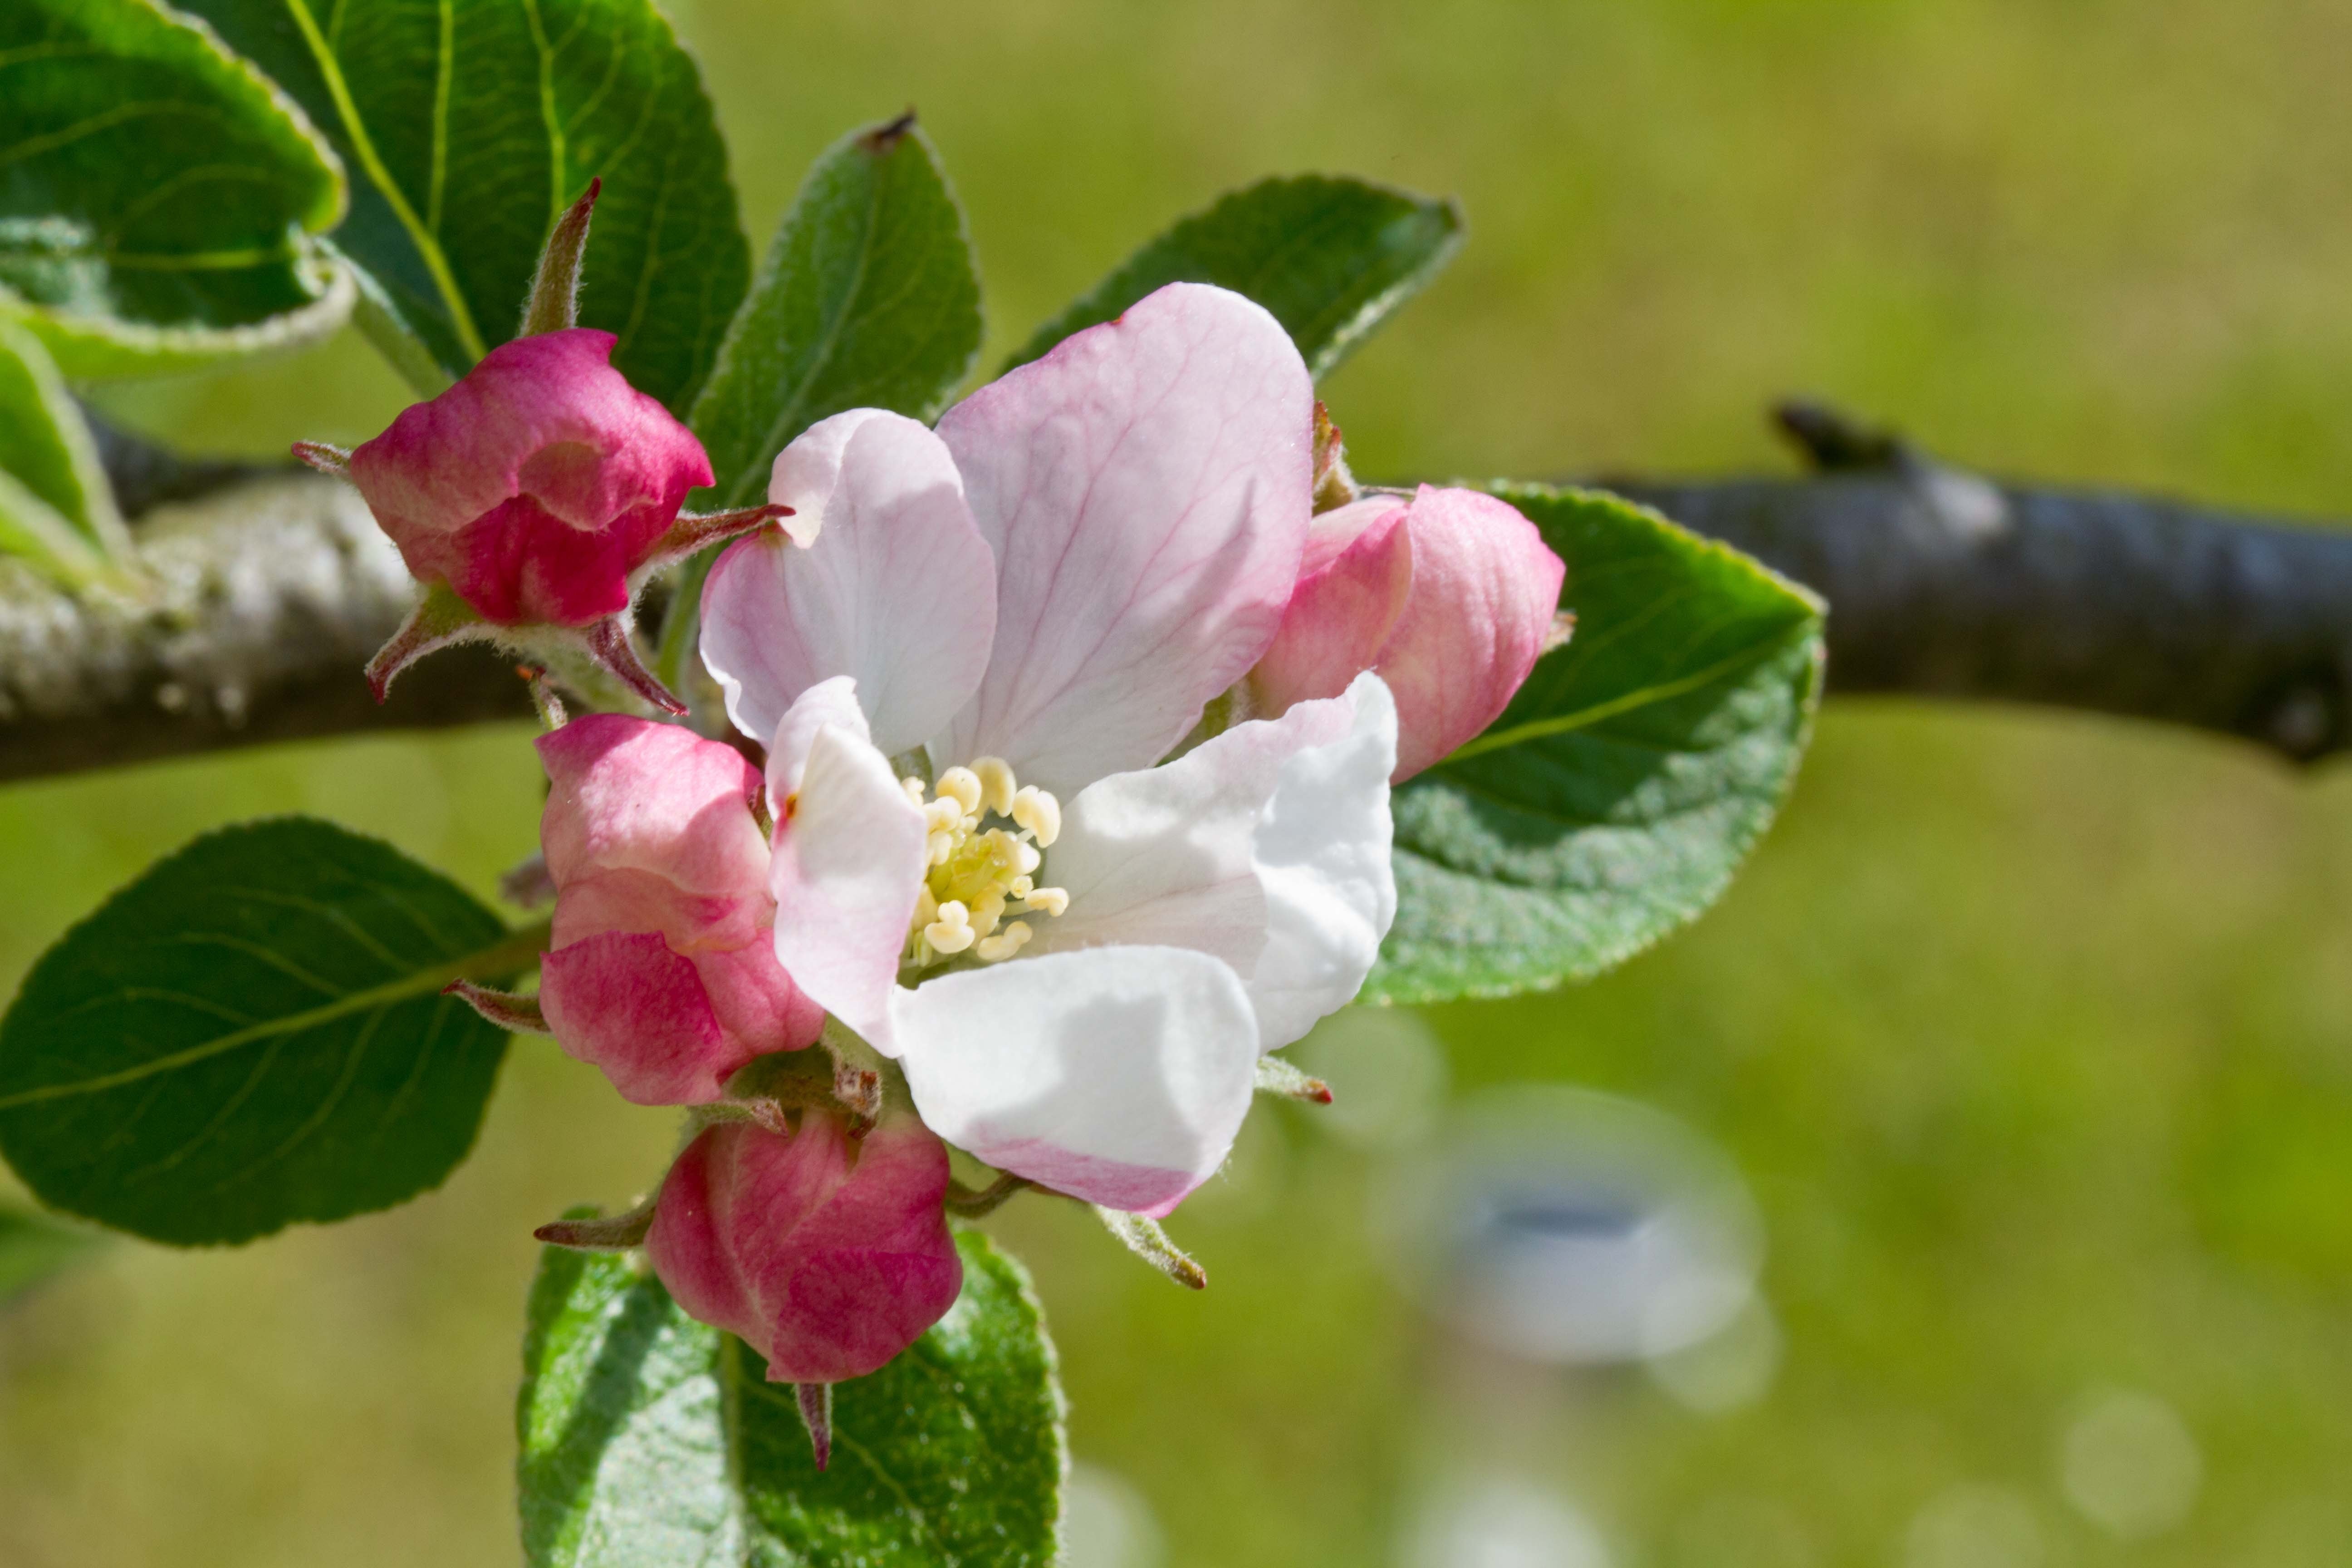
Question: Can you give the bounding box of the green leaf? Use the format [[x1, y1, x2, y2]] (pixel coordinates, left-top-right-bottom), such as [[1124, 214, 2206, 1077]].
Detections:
[[689, 116, 984, 509], [1365, 485, 1825, 1004], [655, 115, 982, 690], [1005, 174, 1464, 379], [0, 0, 352, 377], [177, 0, 749, 410], [0, 318, 130, 586], [0, 1204, 105, 1303], [518, 1228, 1066, 1568], [0, 817, 543, 1245]]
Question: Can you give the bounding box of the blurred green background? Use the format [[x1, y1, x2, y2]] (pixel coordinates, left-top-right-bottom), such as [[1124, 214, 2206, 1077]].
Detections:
[[7, 0, 2352, 1563]]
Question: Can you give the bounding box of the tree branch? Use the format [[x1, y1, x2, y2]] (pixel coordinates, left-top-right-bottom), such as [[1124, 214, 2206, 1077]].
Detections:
[[4, 409, 2347, 786], [1602, 402, 2352, 762], [0, 462, 528, 785]]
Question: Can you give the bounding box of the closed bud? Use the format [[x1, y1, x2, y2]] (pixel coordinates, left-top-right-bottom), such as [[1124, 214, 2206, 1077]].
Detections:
[[536, 714, 824, 1104], [346, 329, 712, 627], [646, 1111, 963, 1388], [1250, 484, 1565, 781]]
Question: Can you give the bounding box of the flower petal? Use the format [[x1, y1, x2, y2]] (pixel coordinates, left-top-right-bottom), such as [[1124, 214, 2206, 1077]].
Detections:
[[1374, 485, 1566, 780], [700, 410, 995, 755], [539, 931, 734, 1104], [763, 674, 867, 807], [539, 714, 771, 948], [891, 945, 1261, 1215], [1248, 497, 1413, 722], [936, 282, 1313, 794], [768, 718, 928, 1054], [1245, 671, 1398, 1049], [1030, 672, 1396, 1051]]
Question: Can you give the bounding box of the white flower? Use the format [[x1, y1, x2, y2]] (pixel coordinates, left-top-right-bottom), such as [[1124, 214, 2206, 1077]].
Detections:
[[701, 283, 1396, 1216]]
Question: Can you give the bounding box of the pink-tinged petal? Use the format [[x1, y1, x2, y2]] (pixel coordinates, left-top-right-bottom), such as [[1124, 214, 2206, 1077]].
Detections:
[[348, 329, 712, 626], [891, 945, 1261, 1215], [647, 1114, 961, 1385], [539, 714, 769, 924], [700, 411, 995, 753], [1249, 498, 1413, 722], [1032, 672, 1396, 1050], [537, 715, 819, 1102], [763, 674, 868, 808], [936, 283, 1313, 794], [768, 722, 929, 1054], [539, 931, 735, 1105], [1377, 486, 1565, 780]]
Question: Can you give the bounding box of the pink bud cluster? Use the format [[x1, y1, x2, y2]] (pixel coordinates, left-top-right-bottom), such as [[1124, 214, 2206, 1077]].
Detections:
[[535, 711, 963, 1392]]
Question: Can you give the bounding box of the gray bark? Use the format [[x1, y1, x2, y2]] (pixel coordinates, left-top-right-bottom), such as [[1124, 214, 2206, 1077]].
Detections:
[[0, 466, 526, 784], [1604, 404, 2352, 761], [3, 409, 2348, 784]]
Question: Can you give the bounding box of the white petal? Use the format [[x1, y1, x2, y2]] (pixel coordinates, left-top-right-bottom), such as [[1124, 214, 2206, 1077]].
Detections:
[[1022, 736, 1273, 980], [891, 945, 1261, 1215], [936, 283, 1313, 795], [768, 723, 928, 1053], [700, 410, 996, 755], [1031, 672, 1396, 1052], [1247, 671, 1398, 1049], [763, 674, 867, 808]]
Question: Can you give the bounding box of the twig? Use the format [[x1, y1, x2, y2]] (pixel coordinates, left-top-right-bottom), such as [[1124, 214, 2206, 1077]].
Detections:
[[1600, 401, 2352, 762]]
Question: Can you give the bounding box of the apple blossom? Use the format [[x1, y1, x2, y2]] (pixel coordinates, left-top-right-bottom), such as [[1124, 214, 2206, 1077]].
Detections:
[[1251, 484, 1567, 781], [701, 282, 1401, 1218], [533, 711, 824, 1104], [646, 1108, 961, 1423]]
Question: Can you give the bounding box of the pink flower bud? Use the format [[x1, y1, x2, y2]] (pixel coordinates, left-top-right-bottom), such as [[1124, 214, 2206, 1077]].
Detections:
[[536, 714, 823, 1104], [647, 1113, 963, 1386], [1251, 485, 1565, 781], [347, 328, 714, 626]]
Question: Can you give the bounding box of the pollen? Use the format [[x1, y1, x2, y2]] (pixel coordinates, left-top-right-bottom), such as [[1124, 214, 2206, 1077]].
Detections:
[[901, 758, 1068, 972]]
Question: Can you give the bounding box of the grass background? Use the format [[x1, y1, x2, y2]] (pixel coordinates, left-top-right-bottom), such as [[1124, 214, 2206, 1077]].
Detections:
[[7, 0, 2352, 1562]]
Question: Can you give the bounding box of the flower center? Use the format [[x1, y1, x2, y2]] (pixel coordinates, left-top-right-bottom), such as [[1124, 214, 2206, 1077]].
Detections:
[[901, 756, 1068, 972]]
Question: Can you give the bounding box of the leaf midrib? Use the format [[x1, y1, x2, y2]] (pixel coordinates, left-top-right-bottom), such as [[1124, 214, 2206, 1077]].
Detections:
[[1445, 620, 1817, 764], [280, 0, 487, 361], [0, 917, 547, 1110]]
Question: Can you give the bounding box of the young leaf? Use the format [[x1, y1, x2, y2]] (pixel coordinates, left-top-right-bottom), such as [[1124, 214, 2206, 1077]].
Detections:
[[1004, 174, 1464, 378], [0, 1205, 105, 1303], [0, 0, 352, 376], [0, 467, 115, 593], [0, 321, 131, 588], [0, 818, 544, 1245], [1366, 486, 1825, 1004], [657, 115, 982, 687], [178, 0, 749, 411], [689, 115, 984, 508], [519, 1229, 1065, 1568]]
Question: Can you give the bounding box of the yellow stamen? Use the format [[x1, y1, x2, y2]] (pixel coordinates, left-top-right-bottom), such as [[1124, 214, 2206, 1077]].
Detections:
[[972, 757, 1016, 817], [1010, 785, 1060, 847], [899, 758, 1069, 971], [975, 921, 1033, 963]]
